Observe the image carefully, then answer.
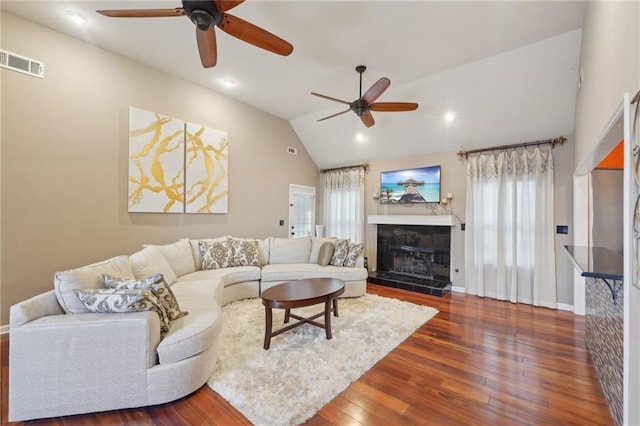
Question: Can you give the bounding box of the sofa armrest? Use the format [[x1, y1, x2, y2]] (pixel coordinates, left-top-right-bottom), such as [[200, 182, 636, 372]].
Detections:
[[9, 311, 161, 421]]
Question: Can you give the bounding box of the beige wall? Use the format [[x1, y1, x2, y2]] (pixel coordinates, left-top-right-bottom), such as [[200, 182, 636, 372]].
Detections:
[[0, 12, 319, 325], [573, 1, 640, 423]]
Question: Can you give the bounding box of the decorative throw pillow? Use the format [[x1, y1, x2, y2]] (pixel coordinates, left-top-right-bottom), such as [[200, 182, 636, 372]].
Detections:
[[74, 288, 170, 335], [317, 242, 335, 266], [344, 243, 364, 267], [102, 273, 188, 322], [330, 239, 350, 266], [227, 237, 261, 267], [199, 240, 232, 269]]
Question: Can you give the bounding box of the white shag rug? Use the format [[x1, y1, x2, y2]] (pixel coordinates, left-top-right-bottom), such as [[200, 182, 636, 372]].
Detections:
[[207, 293, 438, 425]]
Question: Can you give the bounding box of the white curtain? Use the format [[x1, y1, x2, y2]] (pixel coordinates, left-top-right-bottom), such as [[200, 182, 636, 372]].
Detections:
[[464, 147, 557, 308], [323, 167, 365, 243]]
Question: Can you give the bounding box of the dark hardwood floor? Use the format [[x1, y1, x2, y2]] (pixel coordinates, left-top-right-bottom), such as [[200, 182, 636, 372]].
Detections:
[[1, 283, 613, 425]]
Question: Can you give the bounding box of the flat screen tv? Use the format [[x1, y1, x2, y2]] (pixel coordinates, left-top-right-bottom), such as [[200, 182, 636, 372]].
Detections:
[[380, 165, 441, 204]]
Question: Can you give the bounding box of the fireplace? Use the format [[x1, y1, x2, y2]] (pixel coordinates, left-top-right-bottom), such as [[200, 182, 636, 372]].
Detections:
[[368, 216, 452, 296]]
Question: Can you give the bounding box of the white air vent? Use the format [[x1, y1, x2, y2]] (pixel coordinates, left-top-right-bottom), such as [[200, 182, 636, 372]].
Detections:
[[287, 147, 297, 155], [0, 50, 44, 79]]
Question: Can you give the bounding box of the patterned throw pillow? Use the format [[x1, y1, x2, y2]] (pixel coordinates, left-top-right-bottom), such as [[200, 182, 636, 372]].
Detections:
[[330, 239, 350, 266], [227, 237, 260, 267], [344, 243, 364, 267], [199, 240, 232, 269], [74, 288, 170, 335], [102, 273, 188, 322]]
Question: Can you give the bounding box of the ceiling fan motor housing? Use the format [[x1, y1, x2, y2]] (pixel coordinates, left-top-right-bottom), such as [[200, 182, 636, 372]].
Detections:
[[183, 0, 222, 30]]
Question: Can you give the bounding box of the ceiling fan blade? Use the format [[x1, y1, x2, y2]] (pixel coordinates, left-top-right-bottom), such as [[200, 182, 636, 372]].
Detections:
[[196, 28, 217, 68], [217, 13, 293, 56], [311, 92, 351, 105], [318, 109, 351, 122], [361, 77, 390, 105], [214, 0, 245, 13], [370, 102, 419, 112], [360, 111, 375, 128], [96, 8, 185, 18]]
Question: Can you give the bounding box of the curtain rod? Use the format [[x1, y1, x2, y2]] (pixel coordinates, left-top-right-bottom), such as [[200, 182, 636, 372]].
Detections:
[[320, 163, 369, 174], [457, 136, 566, 159]]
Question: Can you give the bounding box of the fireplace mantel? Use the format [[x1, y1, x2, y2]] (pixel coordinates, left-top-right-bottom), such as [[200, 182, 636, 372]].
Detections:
[[367, 215, 455, 226]]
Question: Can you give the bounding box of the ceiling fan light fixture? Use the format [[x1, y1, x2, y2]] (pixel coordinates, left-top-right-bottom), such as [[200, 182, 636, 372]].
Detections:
[[190, 10, 215, 31], [67, 10, 88, 25]]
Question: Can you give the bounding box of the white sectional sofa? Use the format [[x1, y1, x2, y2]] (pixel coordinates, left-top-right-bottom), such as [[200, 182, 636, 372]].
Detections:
[[8, 235, 367, 421]]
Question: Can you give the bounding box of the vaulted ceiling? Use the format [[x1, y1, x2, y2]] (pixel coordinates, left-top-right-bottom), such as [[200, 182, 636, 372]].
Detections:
[[1, 1, 585, 168]]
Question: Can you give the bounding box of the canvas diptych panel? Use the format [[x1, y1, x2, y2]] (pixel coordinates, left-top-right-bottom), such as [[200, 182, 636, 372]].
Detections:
[[128, 107, 185, 213], [185, 123, 229, 213]]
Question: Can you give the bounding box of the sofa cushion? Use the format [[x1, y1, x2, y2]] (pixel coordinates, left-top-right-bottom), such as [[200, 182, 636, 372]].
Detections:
[[199, 240, 233, 270], [330, 239, 350, 266], [261, 263, 368, 282], [177, 266, 261, 288], [309, 237, 337, 263], [227, 237, 260, 267], [129, 247, 178, 285], [73, 288, 170, 335], [103, 273, 188, 322], [317, 242, 335, 266], [54, 255, 135, 314], [269, 236, 311, 264], [143, 239, 195, 277], [189, 236, 229, 270], [157, 302, 222, 364], [344, 243, 364, 267]]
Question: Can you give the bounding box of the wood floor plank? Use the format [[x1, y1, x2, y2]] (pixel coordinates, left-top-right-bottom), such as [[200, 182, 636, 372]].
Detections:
[[1, 284, 614, 425]]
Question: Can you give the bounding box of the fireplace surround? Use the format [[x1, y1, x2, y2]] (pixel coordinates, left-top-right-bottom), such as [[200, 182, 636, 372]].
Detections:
[[368, 215, 452, 296]]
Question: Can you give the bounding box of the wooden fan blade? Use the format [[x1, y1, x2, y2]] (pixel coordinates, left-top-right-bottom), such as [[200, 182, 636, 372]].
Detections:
[[370, 102, 419, 112], [361, 78, 390, 105], [217, 13, 293, 56], [311, 92, 351, 105], [97, 8, 184, 18], [196, 28, 217, 68], [361, 111, 375, 128], [214, 0, 245, 13], [318, 109, 351, 122]]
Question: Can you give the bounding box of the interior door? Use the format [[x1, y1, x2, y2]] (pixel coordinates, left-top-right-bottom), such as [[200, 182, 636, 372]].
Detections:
[[288, 184, 315, 238]]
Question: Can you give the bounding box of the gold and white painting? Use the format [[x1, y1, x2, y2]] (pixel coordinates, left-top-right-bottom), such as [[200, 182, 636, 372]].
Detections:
[[185, 122, 229, 213], [128, 107, 185, 213]]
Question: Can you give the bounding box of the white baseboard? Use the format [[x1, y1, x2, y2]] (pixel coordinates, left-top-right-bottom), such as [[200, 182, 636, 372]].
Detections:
[[451, 286, 466, 293], [557, 303, 574, 312], [0, 325, 9, 334]]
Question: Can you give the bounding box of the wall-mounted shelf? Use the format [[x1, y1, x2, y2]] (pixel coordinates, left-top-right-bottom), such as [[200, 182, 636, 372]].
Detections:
[[564, 245, 623, 301]]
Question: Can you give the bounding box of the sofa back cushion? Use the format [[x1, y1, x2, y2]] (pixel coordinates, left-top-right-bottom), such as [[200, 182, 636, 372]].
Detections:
[[54, 255, 135, 314], [143, 239, 195, 277], [269, 236, 311, 264], [130, 246, 178, 285]]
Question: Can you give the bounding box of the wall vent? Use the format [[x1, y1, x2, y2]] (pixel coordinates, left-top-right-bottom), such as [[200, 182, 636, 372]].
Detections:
[[287, 147, 297, 155], [0, 50, 44, 79]]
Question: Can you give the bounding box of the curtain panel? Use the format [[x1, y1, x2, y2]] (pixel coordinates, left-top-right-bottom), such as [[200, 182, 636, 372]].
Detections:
[[323, 167, 365, 243], [464, 147, 557, 308]]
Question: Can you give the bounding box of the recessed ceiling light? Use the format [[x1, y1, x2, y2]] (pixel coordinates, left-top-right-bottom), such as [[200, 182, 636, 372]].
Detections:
[[444, 112, 455, 122], [67, 10, 88, 25], [221, 78, 236, 88], [355, 133, 364, 142]]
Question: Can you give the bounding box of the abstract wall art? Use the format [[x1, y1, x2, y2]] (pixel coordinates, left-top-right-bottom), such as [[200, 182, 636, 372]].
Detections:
[[127, 107, 228, 213]]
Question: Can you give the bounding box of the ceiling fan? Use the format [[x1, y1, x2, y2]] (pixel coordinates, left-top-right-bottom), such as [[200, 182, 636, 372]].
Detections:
[[96, 0, 293, 68], [311, 66, 419, 128]]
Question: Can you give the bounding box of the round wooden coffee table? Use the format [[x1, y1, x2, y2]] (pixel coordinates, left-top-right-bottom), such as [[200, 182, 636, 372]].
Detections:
[[261, 278, 346, 350]]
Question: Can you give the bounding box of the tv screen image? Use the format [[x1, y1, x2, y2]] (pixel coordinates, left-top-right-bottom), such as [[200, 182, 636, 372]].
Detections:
[[380, 165, 441, 204]]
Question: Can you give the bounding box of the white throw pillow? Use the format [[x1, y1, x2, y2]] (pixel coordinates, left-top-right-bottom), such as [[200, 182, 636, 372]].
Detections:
[[129, 246, 178, 285], [143, 239, 195, 277], [269, 236, 311, 264]]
